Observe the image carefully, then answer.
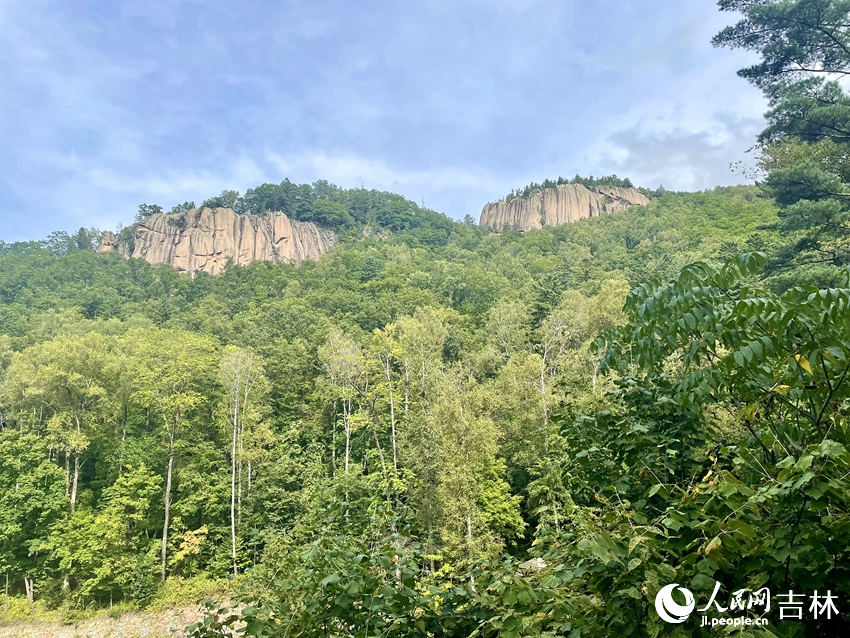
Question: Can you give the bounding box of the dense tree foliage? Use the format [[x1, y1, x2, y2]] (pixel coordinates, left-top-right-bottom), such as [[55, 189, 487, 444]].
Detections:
[[503, 175, 635, 203], [0, 186, 797, 634], [3, 6, 850, 634], [714, 0, 850, 289], [188, 254, 850, 638], [0, 228, 101, 259], [131, 179, 456, 241]]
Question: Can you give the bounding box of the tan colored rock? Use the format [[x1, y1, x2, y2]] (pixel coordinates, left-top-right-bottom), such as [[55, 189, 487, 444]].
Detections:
[[516, 557, 548, 577], [94, 230, 130, 256], [479, 184, 649, 232], [108, 208, 336, 275]]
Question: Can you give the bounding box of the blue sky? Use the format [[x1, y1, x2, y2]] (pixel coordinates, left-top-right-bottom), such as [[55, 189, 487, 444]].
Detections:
[[0, 0, 765, 241]]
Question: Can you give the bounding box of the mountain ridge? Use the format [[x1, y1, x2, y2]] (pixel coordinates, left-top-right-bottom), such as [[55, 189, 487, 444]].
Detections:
[[479, 183, 650, 232], [96, 207, 337, 275]]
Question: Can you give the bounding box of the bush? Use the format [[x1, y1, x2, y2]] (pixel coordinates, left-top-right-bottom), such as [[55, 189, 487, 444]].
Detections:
[[145, 576, 236, 613], [0, 595, 61, 623]]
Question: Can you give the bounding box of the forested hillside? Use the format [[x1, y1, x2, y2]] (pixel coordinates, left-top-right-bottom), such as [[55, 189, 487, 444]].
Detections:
[[3, 185, 850, 637], [0, 187, 779, 619], [128, 181, 459, 249], [5, 1, 850, 635]]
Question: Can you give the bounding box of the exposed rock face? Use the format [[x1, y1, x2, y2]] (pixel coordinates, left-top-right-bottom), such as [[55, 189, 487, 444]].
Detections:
[[95, 230, 132, 257], [479, 184, 650, 232], [106, 208, 337, 275], [95, 231, 121, 254]]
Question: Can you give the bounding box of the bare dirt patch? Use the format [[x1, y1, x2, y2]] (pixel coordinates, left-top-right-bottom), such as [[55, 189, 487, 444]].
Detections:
[[0, 606, 203, 638]]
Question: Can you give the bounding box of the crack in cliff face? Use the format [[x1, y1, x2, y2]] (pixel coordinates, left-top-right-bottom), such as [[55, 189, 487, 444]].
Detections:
[[479, 184, 649, 232], [97, 207, 338, 275]]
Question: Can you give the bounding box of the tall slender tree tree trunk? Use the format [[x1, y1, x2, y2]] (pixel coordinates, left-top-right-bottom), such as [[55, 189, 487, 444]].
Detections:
[[344, 424, 351, 472], [331, 400, 337, 472], [539, 368, 547, 425], [220, 347, 263, 578], [403, 368, 410, 414], [428, 525, 435, 573], [70, 455, 80, 513], [23, 577, 33, 605], [344, 397, 351, 473], [64, 452, 70, 498], [237, 422, 243, 526], [70, 415, 83, 513], [383, 356, 398, 473], [231, 397, 239, 577], [467, 513, 476, 591], [371, 425, 388, 480], [161, 429, 175, 583]]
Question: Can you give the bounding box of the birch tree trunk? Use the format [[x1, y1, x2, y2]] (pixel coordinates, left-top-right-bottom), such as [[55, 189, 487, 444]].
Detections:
[[231, 401, 239, 576], [161, 429, 174, 583], [403, 367, 410, 415], [70, 455, 80, 513], [344, 396, 351, 473], [467, 512, 476, 591], [23, 577, 33, 605], [331, 399, 337, 472], [64, 452, 70, 498], [220, 347, 262, 578], [383, 355, 398, 472]]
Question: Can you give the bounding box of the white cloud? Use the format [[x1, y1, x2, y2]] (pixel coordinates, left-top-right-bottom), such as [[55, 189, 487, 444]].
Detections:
[[603, 116, 765, 191], [0, 0, 774, 240], [268, 151, 498, 193], [82, 155, 264, 199]]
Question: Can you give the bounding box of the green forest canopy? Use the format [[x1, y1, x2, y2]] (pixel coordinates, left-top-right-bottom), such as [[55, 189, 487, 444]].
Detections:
[[501, 174, 637, 203], [131, 180, 458, 234], [0, 187, 783, 614], [1, 178, 849, 637], [5, 1, 850, 635]]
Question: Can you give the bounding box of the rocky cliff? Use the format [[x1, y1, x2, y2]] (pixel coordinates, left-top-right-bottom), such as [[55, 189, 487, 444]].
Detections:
[[97, 208, 337, 275], [479, 184, 650, 232], [94, 230, 131, 257]]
